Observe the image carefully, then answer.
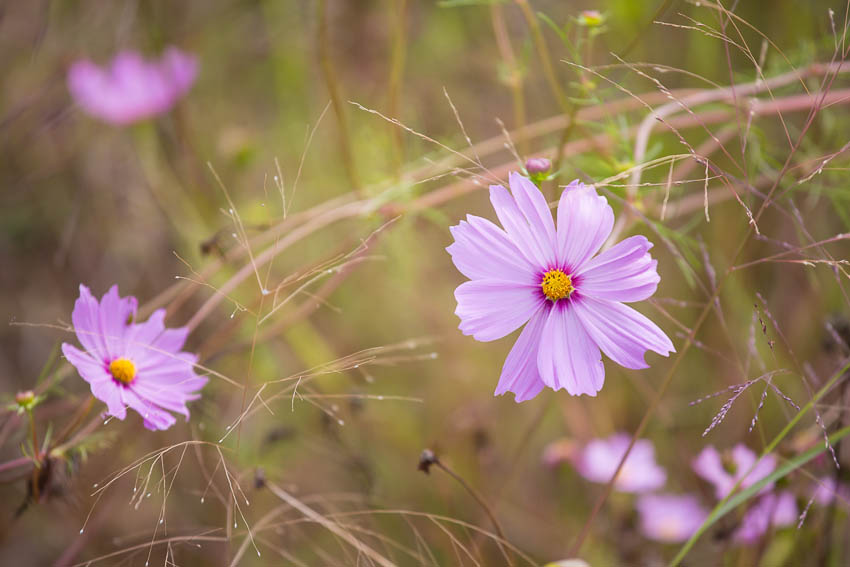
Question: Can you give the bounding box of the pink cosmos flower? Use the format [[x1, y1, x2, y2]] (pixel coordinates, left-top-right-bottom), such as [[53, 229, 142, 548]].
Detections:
[[67, 47, 197, 125], [637, 493, 708, 543], [734, 491, 797, 543], [692, 444, 776, 500], [447, 173, 674, 400], [61, 285, 208, 430], [574, 433, 666, 493]]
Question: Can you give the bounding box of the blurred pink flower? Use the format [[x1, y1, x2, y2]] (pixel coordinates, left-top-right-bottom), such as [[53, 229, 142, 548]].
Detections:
[[541, 438, 578, 467], [447, 173, 673, 400], [575, 433, 667, 493], [734, 491, 797, 543], [692, 444, 776, 500], [67, 47, 197, 125], [62, 285, 207, 430], [813, 476, 849, 506], [637, 493, 708, 543]]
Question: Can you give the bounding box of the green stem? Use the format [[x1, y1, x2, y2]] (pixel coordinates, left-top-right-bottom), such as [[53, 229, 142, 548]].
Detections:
[[387, 0, 408, 176], [514, 0, 569, 112], [491, 2, 527, 157], [317, 0, 362, 195], [27, 409, 40, 502]]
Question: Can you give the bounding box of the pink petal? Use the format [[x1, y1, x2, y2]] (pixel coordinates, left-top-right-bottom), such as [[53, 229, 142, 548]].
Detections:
[[137, 352, 198, 377], [536, 303, 605, 396], [577, 435, 667, 493], [71, 284, 109, 361], [735, 491, 797, 543], [92, 380, 128, 420], [62, 339, 135, 420], [813, 477, 847, 506], [692, 446, 734, 500], [139, 370, 208, 393], [455, 280, 544, 342], [62, 343, 128, 419], [161, 47, 198, 93], [494, 307, 549, 402], [555, 181, 614, 271], [98, 285, 137, 359], [572, 296, 674, 370], [121, 388, 177, 431], [126, 308, 190, 364], [61, 343, 110, 384], [770, 491, 798, 527], [68, 62, 114, 118], [638, 493, 708, 543], [125, 309, 166, 359], [577, 235, 660, 302], [131, 382, 192, 418], [732, 444, 776, 492], [447, 215, 537, 284], [67, 48, 197, 125], [507, 171, 556, 252], [489, 185, 554, 268]]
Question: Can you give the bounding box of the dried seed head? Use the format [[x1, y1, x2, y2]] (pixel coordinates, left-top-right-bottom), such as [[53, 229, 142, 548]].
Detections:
[[418, 449, 438, 474]]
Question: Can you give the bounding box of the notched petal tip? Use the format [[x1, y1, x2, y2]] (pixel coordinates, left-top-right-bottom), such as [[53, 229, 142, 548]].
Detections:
[[494, 378, 545, 403]]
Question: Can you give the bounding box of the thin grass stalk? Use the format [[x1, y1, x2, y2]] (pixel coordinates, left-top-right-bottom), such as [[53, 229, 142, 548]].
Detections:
[[317, 0, 362, 195], [491, 2, 528, 157], [387, 0, 408, 176]]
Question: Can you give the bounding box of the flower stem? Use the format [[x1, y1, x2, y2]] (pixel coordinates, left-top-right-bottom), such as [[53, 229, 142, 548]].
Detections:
[[317, 0, 362, 196], [387, 0, 408, 176], [0, 456, 31, 475], [51, 395, 96, 450], [433, 457, 514, 566], [27, 409, 40, 502], [490, 2, 527, 157]]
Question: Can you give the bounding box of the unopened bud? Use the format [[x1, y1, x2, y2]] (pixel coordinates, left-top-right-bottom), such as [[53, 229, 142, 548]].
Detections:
[[15, 390, 35, 408], [578, 10, 604, 28], [525, 157, 552, 175]]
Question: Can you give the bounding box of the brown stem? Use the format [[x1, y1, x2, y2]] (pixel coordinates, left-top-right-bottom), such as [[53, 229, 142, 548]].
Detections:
[[432, 458, 514, 566], [0, 456, 31, 475], [51, 395, 95, 449]]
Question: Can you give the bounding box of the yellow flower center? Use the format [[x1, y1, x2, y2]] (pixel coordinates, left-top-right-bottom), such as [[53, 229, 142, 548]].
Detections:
[[109, 357, 137, 385], [541, 269, 573, 301]]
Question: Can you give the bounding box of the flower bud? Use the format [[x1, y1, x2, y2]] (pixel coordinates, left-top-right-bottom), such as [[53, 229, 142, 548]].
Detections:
[[15, 390, 36, 410], [525, 157, 552, 175], [578, 10, 604, 28]]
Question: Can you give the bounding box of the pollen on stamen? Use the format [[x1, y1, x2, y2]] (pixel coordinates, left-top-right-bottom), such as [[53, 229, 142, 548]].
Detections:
[[109, 357, 137, 385], [541, 269, 573, 301]]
